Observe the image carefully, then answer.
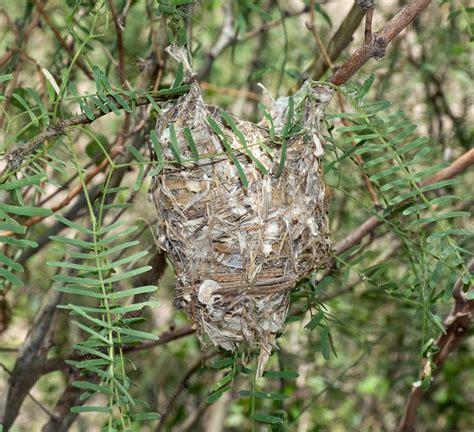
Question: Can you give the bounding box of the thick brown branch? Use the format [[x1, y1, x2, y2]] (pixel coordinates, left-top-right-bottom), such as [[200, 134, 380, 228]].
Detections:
[[0, 288, 63, 430], [329, 0, 432, 86]]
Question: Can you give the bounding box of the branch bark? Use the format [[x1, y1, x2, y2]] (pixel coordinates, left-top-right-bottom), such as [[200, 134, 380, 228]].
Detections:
[[0, 288, 63, 430], [398, 259, 474, 432], [335, 148, 474, 255], [329, 0, 432, 86]]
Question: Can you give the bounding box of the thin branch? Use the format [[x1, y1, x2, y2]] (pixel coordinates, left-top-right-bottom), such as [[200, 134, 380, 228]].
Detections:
[[200, 81, 261, 102], [0, 363, 58, 422], [306, 1, 378, 204], [364, 7, 374, 44], [303, 2, 366, 82], [336, 92, 380, 205], [197, 0, 234, 80], [107, 0, 127, 87], [156, 352, 215, 431], [329, 0, 432, 86], [335, 148, 474, 255], [306, 0, 334, 72], [31, 0, 93, 80], [241, 5, 309, 42], [398, 259, 474, 432], [198, 3, 310, 80], [0, 86, 190, 181]]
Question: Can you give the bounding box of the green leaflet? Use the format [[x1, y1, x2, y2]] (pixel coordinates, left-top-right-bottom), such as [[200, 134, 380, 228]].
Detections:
[[252, 413, 284, 425], [67, 81, 95, 120], [150, 130, 164, 164], [167, 123, 183, 164], [0, 221, 26, 234], [0, 236, 38, 248], [0, 267, 24, 287], [0, 174, 46, 190], [320, 326, 331, 360], [72, 381, 112, 395], [0, 202, 52, 217], [101, 265, 152, 283], [304, 310, 324, 331], [0, 73, 13, 83], [71, 320, 112, 345], [108, 301, 159, 315], [146, 93, 161, 114], [25, 87, 49, 128], [183, 127, 200, 160], [0, 254, 24, 272], [211, 356, 236, 369], [69, 304, 112, 329], [207, 385, 232, 404], [207, 116, 249, 187], [209, 372, 235, 393], [107, 285, 157, 299], [220, 111, 268, 175], [239, 390, 288, 401], [262, 370, 299, 379], [171, 62, 184, 88], [114, 327, 159, 341], [70, 406, 112, 414], [12, 92, 38, 125], [127, 145, 145, 191], [130, 413, 161, 421]]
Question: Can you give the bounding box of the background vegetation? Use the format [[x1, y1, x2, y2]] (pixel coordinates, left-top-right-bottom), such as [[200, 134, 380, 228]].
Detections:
[[0, 0, 472, 431]]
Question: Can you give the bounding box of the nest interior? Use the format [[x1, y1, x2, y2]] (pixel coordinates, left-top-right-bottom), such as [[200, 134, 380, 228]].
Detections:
[[149, 46, 334, 375]]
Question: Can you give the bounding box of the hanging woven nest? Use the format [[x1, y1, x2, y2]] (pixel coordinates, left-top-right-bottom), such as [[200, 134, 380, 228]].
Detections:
[[149, 46, 333, 376]]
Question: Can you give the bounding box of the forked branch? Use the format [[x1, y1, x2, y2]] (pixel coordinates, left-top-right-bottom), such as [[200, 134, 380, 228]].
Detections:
[[329, 0, 432, 85]]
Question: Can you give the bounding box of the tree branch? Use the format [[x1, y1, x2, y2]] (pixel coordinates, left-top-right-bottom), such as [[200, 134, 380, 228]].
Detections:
[[198, 3, 310, 80], [107, 0, 127, 87], [364, 6, 375, 45], [0, 86, 190, 181], [0, 288, 63, 430], [31, 0, 93, 80], [329, 0, 432, 86], [304, 2, 367, 82], [398, 259, 474, 432], [335, 148, 474, 255]]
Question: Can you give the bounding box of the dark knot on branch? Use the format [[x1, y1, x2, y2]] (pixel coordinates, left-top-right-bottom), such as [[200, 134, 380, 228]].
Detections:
[[371, 34, 386, 59], [356, 0, 376, 10]]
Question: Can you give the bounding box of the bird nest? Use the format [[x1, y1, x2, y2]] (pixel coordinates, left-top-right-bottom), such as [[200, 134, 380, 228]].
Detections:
[[149, 46, 333, 375]]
